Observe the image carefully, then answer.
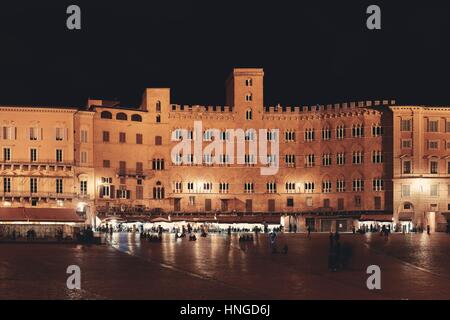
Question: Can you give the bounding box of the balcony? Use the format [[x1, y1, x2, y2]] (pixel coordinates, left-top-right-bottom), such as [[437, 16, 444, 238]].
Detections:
[[116, 169, 153, 179], [0, 160, 74, 172]]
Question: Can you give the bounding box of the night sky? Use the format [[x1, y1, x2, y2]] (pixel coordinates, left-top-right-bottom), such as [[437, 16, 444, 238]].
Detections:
[[0, 0, 449, 108]]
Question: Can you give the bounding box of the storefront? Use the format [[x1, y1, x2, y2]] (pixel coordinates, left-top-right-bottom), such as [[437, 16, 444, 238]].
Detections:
[[358, 214, 393, 231], [0, 207, 85, 240]]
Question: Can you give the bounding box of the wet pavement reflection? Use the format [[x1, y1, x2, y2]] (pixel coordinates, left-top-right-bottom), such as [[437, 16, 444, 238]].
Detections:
[[0, 232, 449, 299]]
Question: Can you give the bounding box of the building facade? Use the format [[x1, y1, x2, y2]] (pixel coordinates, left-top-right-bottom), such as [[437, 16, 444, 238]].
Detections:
[[0, 68, 448, 232], [391, 106, 450, 232]]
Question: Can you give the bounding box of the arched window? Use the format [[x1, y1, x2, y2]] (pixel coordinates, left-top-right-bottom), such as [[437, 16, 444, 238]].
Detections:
[[131, 114, 142, 122], [156, 101, 161, 113], [153, 181, 165, 199], [100, 111, 112, 119], [245, 109, 253, 120], [116, 112, 128, 121]]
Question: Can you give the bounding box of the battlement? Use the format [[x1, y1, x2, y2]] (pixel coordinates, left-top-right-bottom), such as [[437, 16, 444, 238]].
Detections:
[[170, 104, 234, 113], [168, 100, 396, 114], [264, 99, 396, 114]]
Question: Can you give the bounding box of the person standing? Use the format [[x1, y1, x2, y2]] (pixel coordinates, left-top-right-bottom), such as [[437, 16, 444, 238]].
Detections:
[[307, 226, 312, 239]]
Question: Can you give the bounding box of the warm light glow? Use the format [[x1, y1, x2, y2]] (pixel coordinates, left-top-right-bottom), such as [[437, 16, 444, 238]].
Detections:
[[412, 178, 428, 193], [3, 201, 11, 207]]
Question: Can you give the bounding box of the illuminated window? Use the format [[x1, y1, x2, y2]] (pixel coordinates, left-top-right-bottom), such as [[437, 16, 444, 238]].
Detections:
[[322, 180, 332, 193], [285, 182, 296, 193], [304, 182, 315, 193]]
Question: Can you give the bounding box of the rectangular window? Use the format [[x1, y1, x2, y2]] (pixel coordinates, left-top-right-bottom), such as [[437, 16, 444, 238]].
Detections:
[[119, 161, 126, 175], [80, 130, 88, 143], [55, 128, 64, 141], [287, 198, 294, 207], [30, 148, 37, 162], [155, 136, 162, 145], [136, 162, 143, 174], [428, 120, 439, 132], [428, 140, 439, 150], [136, 134, 143, 144], [430, 161, 438, 174], [430, 184, 439, 197], [102, 131, 110, 142], [30, 127, 39, 140], [80, 151, 87, 164], [446, 120, 450, 133], [189, 196, 196, 206], [56, 149, 63, 162], [136, 186, 143, 200], [119, 132, 126, 143], [103, 160, 110, 168], [30, 178, 38, 193], [402, 185, 411, 197], [4, 177, 11, 193], [80, 180, 87, 195], [3, 148, 11, 161], [403, 160, 412, 174], [401, 119, 412, 131], [205, 199, 212, 212], [402, 139, 412, 149], [306, 197, 313, 207], [56, 178, 63, 194]]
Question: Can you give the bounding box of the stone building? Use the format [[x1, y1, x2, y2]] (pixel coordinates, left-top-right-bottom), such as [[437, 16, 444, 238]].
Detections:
[[0, 68, 448, 232], [391, 106, 450, 232]]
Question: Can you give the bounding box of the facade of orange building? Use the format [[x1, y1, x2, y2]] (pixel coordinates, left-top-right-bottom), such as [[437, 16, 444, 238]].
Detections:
[[391, 106, 450, 232], [0, 68, 448, 232]]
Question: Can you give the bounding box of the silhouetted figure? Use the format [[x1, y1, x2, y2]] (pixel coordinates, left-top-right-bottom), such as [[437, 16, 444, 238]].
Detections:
[[307, 226, 312, 239]]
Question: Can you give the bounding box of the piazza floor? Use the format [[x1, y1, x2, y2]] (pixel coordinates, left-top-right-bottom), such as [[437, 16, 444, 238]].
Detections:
[[0, 232, 449, 300]]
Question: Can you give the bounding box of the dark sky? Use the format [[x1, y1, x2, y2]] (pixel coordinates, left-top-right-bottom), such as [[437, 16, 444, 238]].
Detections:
[[0, 0, 449, 108]]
